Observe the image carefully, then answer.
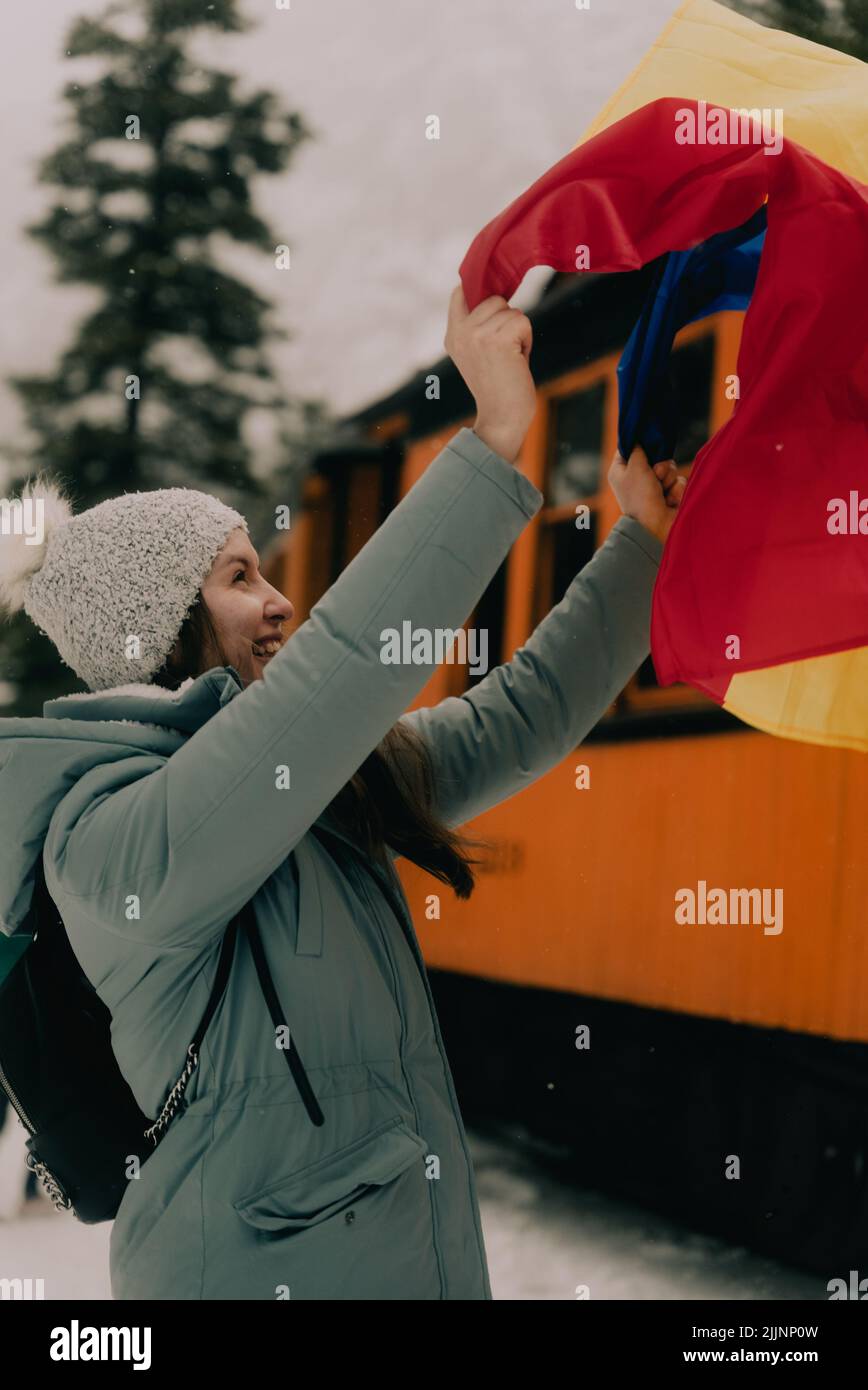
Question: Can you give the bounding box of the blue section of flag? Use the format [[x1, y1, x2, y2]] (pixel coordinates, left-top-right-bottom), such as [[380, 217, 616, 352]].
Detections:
[[617, 205, 767, 464]]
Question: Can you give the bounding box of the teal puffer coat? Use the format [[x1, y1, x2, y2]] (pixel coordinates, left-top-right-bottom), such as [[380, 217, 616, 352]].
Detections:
[[0, 427, 662, 1298]]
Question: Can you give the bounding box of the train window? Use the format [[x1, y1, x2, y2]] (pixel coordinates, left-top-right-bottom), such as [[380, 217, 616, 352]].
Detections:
[[465, 557, 508, 690], [318, 459, 382, 585], [669, 333, 714, 465], [321, 470, 349, 587], [548, 379, 606, 503], [625, 641, 711, 715], [297, 474, 337, 620], [540, 511, 599, 615], [619, 329, 716, 715], [344, 463, 381, 565], [533, 378, 607, 628]]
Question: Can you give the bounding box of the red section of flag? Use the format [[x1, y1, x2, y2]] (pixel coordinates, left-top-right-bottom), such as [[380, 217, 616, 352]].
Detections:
[[459, 98, 868, 699]]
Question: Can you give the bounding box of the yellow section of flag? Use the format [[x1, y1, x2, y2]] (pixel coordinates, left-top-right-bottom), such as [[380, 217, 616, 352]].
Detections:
[[576, 0, 868, 182], [725, 650, 868, 754]]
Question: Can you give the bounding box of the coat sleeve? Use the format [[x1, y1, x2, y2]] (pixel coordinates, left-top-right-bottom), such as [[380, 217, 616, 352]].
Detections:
[[399, 515, 663, 830], [44, 428, 543, 949]]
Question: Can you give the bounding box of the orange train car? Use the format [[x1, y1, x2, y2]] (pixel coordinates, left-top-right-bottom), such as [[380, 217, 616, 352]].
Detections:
[[263, 268, 868, 1273]]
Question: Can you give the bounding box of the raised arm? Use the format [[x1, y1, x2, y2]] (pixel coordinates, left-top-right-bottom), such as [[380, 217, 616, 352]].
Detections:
[[400, 514, 664, 830], [45, 426, 542, 950]]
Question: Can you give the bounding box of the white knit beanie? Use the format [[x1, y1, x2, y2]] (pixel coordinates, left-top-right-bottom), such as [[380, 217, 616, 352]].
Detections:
[[0, 475, 247, 692]]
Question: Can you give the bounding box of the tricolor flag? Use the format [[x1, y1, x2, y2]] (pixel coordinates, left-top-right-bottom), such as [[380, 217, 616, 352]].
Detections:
[[459, 0, 868, 752]]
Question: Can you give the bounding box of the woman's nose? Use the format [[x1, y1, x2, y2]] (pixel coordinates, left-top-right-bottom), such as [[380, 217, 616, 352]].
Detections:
[[265, 589, 293, 624]]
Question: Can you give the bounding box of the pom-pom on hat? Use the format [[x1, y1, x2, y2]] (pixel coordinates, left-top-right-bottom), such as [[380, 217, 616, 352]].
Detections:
[[0, 474, 247, 692]]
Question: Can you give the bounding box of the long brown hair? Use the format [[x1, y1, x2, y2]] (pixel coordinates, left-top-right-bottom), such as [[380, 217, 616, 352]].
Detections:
[[151, 595, 484, 898]]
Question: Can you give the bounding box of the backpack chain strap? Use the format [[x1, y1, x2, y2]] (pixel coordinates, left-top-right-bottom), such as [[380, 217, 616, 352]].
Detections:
[[24, 1150, 73, 1213], [144, 909, 246, 1146], [143, 1043, 200, 1146]]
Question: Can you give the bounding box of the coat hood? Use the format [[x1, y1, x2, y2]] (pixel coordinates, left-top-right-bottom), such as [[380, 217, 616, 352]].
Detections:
[[0, 666, 246, 937]]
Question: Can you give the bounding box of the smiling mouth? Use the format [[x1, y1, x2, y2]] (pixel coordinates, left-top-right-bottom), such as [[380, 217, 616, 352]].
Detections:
[[251, 638, 283, 660]]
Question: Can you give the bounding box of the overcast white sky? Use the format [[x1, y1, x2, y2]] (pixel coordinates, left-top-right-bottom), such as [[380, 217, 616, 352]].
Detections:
[[0, 0, 678, 467]]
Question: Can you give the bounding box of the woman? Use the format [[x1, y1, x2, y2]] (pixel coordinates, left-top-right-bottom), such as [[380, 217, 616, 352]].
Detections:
[[0, 287, 684, 1299]]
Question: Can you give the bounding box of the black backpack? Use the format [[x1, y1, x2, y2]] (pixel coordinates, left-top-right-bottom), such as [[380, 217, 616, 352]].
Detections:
[[0, 856, 324, 1223]]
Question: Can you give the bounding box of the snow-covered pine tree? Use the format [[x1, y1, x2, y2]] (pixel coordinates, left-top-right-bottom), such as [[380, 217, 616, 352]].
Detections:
[[1, 0, 313, 711]]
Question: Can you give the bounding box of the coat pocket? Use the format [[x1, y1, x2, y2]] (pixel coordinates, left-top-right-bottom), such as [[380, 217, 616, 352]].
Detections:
[[232, 1114, 427, 1234]]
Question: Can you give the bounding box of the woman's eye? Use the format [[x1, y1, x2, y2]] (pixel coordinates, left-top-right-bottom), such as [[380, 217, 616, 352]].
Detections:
[[233, 570, 247, 583]]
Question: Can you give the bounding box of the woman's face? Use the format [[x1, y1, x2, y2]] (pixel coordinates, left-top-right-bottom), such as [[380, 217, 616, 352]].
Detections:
[[199, 527, 294, 685]]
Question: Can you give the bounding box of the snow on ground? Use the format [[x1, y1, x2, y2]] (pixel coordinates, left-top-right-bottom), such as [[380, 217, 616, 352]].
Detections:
[[0, 1123, 822, 1301], [472, 1126, 822, 1301]]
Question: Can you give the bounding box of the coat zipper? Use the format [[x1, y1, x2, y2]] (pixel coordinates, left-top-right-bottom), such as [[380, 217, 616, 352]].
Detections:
[[359, 854, 493, 1298], [0, 1058, 37, 1135], [346, 858, 448, 1297]]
